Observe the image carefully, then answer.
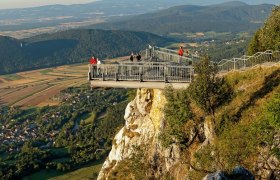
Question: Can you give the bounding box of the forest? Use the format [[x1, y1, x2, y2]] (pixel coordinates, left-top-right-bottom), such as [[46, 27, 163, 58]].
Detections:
[[0, 29, 172, 75]]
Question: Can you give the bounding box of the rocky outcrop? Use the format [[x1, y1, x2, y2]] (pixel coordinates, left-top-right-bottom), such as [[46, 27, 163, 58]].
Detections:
[[255, 134, 280, 180], [97, 87, 222, 179], [98, 89, 170, 179]]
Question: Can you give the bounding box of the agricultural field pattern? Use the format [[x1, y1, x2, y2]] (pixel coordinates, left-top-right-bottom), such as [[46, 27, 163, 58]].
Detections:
[[0, 64, 89, 107], [0, 56, 128, 108]]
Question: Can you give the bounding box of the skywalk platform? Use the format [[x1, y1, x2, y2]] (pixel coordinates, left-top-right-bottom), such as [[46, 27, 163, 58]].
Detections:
[[88, 46, 280, 89], [90, 80, 190, 89]]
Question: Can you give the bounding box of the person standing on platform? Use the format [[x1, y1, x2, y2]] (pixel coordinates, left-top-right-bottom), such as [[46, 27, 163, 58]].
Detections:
[[89, 56, 97, 78], [130, 52, 134, 62], [178, 46, 184, 64], [185, 48, 189, 57], [89, 56, 97, 64], [97, 58, 102, 75], [136, 53, 141, 61]]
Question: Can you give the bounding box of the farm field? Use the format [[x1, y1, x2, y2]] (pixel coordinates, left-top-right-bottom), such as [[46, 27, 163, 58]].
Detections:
[[0, 57, 129, 108], [0, 64, 89, 108]]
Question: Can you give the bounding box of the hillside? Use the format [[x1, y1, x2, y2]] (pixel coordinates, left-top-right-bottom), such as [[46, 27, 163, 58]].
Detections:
[[97, 64, 280, 179], [89, 2, 274, 34], [0, 29, 173, 74]]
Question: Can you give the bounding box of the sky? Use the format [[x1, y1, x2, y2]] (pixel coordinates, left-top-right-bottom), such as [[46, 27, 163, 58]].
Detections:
[[0, 0, 98, 9]]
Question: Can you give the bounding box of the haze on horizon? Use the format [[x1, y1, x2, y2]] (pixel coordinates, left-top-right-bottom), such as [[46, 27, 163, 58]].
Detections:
[[0, 0, 99, 9], [0, 0, 279, 10]]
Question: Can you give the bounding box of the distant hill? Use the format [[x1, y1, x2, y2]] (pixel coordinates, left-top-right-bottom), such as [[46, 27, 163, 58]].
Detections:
[[0, 1, 278, 38], [0, 29, 173, 74], [89, 2, 275, 34]]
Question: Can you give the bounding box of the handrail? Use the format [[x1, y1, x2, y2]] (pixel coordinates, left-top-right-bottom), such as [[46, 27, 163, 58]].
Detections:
[[88, 47, 280, 85], [88, 63, 193, 83], [215, 50, 280, 72]]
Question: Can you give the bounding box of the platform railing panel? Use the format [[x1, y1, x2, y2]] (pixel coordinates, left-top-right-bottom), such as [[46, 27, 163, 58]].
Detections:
[[89, 64, 193, 83], [88, 49, 280, 85]]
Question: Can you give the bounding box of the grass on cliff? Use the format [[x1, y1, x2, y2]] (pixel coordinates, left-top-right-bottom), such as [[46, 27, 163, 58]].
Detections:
[[190, 65, 280, 178]]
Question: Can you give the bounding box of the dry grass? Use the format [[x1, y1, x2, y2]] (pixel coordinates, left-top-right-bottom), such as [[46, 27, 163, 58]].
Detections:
[[219, 65, 280, 124]]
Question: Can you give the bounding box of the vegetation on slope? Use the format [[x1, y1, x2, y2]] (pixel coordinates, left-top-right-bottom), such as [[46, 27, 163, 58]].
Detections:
[[91, 3, 274, 34], [190, 66, 280, 178], [248, 5, 280, 54], [96, 6, 279, 179], [0, 29, 172, 75]]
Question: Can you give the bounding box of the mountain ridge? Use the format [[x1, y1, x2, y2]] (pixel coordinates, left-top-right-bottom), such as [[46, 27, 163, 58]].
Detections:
[[0, 29, 173, 75], [89, 3, 274, 34]]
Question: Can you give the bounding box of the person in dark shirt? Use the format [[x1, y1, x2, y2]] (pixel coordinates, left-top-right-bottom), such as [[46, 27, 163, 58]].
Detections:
[[130, 53, 134, 62], [136, 53, 141, 61]]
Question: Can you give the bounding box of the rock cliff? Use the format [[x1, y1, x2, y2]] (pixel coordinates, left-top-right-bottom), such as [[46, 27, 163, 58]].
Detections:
[[98, 88, 186, 179], [97, 75, 280, 179]]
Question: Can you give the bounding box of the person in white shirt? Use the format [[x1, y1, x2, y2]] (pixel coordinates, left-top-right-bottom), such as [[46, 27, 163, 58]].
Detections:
[[97, 58, 102, 75]]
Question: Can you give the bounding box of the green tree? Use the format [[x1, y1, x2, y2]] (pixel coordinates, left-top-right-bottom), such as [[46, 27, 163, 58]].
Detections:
[[188, 56, 232, 120], [160, 86, 193, 147], [247, 29, 262, 55], [248, 6, 280, 54]]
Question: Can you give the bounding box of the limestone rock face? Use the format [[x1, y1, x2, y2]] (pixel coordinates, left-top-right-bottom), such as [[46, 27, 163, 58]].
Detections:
[[255, 134, 280, 180], [97, 89, 169, 180], [97, 88, 222, 180]]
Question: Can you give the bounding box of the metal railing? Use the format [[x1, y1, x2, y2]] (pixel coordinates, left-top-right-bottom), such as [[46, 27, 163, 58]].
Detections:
[[138, 46, 199, 64], [89, 64, 193, 83], [215, 50, 280, 72], [88, 48, 280, 84]]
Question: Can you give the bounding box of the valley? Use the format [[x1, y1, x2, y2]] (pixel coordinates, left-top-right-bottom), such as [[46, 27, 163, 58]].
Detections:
[[0, 1, 279, 179], [0, 56, 130, 108]]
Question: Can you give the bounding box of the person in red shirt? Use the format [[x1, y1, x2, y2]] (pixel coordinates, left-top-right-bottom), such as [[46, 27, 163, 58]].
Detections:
[[89, 56, 98, 78], [178, 46, 184, 56], [89, 56, 97, 64], [178, 46, 184, 64]]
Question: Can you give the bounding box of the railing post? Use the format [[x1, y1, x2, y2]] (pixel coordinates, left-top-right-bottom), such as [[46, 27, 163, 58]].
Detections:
[[152, 46, 155, 59], [102, 72, 105, 81], [89, 64, 94, 80], [164, 65, 168, 83], [115, 72, 118, 81], [88, 64, 92, 80], [243, 56, 246, 69], [139, 74, 143, 82], [190, 67, 193, 82], [139, 66, 143, 82], [115, 65, 119, 81], [233, 58, 236, 71]]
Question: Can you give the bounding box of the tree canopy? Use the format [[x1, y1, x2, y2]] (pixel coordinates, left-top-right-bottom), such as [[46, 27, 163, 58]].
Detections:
[[248, 6, 280, 55]]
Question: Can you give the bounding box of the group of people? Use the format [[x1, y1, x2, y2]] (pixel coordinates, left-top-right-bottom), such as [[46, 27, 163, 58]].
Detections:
[[130, 52, 142, 62], [89, 56, 102, 76], [178, 46, 189, 57], [89, 56, 102, 65]]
